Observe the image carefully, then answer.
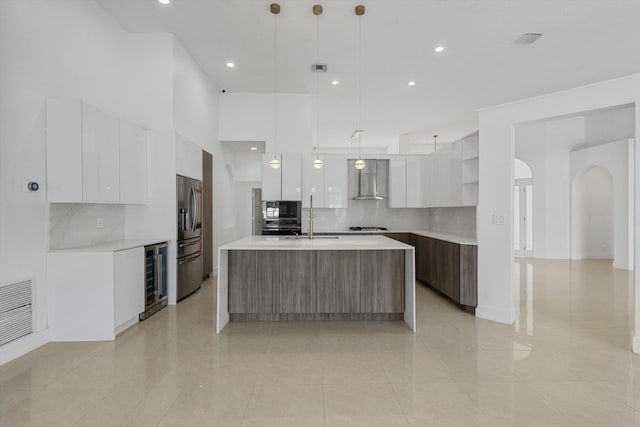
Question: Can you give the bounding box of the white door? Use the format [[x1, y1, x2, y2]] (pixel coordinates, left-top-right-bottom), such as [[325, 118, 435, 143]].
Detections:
[[514, 179, 533, 257]]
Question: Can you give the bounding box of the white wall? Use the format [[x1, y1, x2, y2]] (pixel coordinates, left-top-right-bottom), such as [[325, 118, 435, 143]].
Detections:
[[219, 93, 312, 154], [572, 167, 614, 260], [477, 74, 640, 352], [515, 117, 585, 259], [0, 0, 132, 362], [570, 139, 634, 269]]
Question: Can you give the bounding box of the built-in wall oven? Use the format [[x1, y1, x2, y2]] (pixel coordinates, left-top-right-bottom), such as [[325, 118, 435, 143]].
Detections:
[[261, 201, 302, 235], [177, 175, 203, 301]]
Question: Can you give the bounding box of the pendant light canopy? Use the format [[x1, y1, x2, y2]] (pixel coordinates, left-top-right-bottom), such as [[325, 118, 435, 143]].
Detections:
[[353, 5, 365, 169], [270, 3, 281, 169]]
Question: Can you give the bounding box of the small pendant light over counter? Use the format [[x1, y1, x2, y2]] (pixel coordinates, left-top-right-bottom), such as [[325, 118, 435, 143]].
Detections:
[[353, 5, 365, 170], [270, 3, 282, 169], [311, 4, 324, 169]]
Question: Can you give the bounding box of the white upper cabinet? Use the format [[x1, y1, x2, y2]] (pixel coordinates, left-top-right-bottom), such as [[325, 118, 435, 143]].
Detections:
[[262, 154, 282, 200], [46, 98, 148, 205], [46, 99, 83, 202], [262, 154, 302, 201], [433, 142, 462, 207], [324, 157, 347, 209], [389, 158, 407, 208], [281, 154, 302, 201], [406, 156, 433, 208], [119, 121, 148, 205], [302, 156, 325, 208], [82, 103, 120, 204]]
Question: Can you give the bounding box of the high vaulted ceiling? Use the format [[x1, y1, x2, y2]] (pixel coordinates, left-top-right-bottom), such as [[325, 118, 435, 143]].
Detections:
[[97, 0, 640, 149]]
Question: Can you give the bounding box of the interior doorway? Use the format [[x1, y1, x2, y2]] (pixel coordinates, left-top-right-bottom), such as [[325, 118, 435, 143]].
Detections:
[[571, 166, 615, 261], [514, 159, 533, 257]]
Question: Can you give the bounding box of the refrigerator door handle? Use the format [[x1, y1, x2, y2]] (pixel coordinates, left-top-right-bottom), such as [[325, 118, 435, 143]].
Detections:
[[190, 186, 197, 232]]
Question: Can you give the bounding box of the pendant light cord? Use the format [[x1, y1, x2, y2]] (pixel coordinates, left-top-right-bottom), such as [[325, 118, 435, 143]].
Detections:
[[357, 14, 362, 159], [273, 12, 277, 158], [316, 14, 320, 160]]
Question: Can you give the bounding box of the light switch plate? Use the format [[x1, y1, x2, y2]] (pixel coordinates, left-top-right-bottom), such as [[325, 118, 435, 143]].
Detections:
[[96, 218, 104, 229], [493, 215, 505, 225]]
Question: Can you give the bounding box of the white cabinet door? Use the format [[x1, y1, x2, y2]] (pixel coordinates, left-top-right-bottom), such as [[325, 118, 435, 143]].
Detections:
[[324, 157, 348, 209], [433, 148, 451, 207], [406, 156, 433, 208], [46, 98, 83, 202], [82, 103, 119, 204], [119, 121, 148, 205], [114, 247, 144, 332], [281, 154, 302, 201], [449, 142, 463, 206], [389, 158, 407, 208], [302, 156, 325, 208], [262, 154, 282, 200]]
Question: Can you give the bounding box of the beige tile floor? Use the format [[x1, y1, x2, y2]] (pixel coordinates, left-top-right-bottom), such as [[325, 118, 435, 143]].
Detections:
[[0, 258, 638, 426]]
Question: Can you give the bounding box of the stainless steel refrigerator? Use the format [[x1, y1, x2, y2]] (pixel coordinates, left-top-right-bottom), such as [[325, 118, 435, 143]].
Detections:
[[176, 175, 203, 301]]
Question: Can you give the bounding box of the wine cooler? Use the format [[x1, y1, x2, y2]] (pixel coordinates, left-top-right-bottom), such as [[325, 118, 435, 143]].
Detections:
[[140, 242, 168, 320]]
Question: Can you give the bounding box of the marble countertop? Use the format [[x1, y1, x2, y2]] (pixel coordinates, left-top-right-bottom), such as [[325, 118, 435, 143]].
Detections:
[[49, 239, 170, 253], [220, 235, 414, 251], [308, 230, 477, 245]]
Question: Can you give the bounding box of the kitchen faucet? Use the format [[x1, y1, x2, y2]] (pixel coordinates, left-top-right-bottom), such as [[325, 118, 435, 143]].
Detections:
[[308, 194, 314, 240]]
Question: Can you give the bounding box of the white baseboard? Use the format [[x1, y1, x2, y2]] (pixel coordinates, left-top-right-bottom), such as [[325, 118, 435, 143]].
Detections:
[[211, 267, 218, 276], [475, 304, 516, 325], [0, 329, 50, 366], [632, 335, 640, 354]]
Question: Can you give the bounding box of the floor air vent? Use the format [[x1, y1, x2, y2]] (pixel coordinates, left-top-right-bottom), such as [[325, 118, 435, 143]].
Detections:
[[0, 280, 33, 346]]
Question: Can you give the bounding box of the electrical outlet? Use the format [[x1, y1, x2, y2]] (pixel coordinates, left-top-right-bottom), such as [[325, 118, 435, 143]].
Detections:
[[96, 218, 104, 229], [493, 215, 505, 225]]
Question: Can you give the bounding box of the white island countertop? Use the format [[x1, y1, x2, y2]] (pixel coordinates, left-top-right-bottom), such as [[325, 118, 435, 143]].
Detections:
[[219, 235, 414, 251], [49, 239, 170, 253]]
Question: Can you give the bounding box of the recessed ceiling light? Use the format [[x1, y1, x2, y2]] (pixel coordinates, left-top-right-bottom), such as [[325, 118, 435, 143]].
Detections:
[[331, 80, 339, 85], [434, 46, 445, 53], [250, 147, 257, 151], [408, 81, 416, 86], [226, 62, 235, 68], [157, 0, 170, 5]]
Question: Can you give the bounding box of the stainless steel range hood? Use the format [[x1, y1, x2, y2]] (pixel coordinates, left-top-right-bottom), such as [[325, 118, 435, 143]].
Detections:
[[348, 159, 388, 200]]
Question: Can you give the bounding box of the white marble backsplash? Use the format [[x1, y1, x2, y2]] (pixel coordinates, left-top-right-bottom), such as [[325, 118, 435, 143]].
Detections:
[[302, 201, 476, 239], [425, 206, 476, 238], [302, 200, 429, 232], [50, 204, 125, 249]]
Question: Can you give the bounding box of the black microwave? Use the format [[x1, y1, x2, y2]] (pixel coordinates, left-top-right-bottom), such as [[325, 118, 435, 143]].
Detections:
[[263, 201, 301, 222]]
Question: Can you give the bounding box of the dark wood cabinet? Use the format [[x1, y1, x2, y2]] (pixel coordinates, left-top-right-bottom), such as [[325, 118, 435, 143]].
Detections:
[[277, 251, 317, 313], [359, 250, 405, 313], [228, 250, 275, 313], [412, 235, 477, 309], [316, 250, 360, 313], [229, 249, 405, 318]]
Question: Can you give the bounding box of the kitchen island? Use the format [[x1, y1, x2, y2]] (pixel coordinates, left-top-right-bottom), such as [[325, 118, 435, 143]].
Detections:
[[217, 235, 415, 332]]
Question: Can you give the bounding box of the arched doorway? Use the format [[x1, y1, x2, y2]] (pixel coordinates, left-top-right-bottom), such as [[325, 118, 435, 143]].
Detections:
[[514, 159, 533, 257], [571, 166, 615, 261]]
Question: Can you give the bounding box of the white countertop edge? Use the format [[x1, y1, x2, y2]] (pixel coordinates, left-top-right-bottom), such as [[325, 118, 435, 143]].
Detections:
[[219, 235, 414, 251], [49, 239, 171, 253]]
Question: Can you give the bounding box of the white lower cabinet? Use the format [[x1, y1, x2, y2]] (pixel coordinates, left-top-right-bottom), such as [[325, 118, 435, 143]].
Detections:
[[47, 247, 144, 341]]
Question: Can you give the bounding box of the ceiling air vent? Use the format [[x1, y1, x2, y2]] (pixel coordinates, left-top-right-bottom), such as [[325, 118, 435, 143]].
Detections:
[[311, 64, 327, 72], [515, 33, 543, 44]]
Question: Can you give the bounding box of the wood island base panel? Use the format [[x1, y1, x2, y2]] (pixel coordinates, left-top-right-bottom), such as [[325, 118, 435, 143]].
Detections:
[[217, 236, 416, 332]]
